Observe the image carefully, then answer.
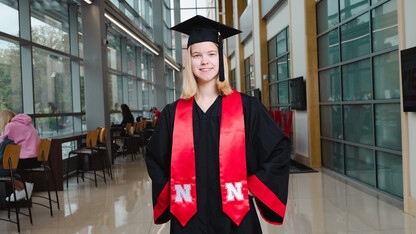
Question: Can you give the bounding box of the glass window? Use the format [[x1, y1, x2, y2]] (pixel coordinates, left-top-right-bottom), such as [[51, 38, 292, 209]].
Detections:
[[375, 104, 401, 150], [345, 144, 375, 186], [110, 0, 119, 7], [0, 38, 22, 113], [322, 140, 344, 173], [107, 33, 122, 71], [127, 77, 137, 110], [277, 56, 289, 81], [136, 80, 142, 110], [320, 105, 342, 139], [317, 0, 401, 197], [317, 0, 339, 34], [372, 0, 384, 4], [109, 74, 123, 112], [343, 104, 373, 145], [181, 0, 196, 8], [269, 61, 277, 82], [340, 0, 369, 21], [31, 0, 70, 53], [78, 8, 83, 58], [36, 116, 74, 138], [142, 51, 154, 81], [0, 0, 19, 36], [340, 13, 370, 61], [278, 81, 289, 104], [127, 44, 137, 75], [80, 64, 85, 113], [318, 29, 340, 67], [372, 0, 398, 52], [197, 8, 215, 19], [141, 0, 153, 28], [319, 67, 341, 102], [180, 9, 197, 22], [126, 0, 134, 8], [268, 37, 276, 61], [277, 29, 287, 56], [377, 151, 403, 197], [245, 56, 255, 93], [342, 59, 372, 101], [197, 1, 214, 7], [142, 82, 151, 110], [374, 51, 399, 99], [270, 84, 278, 106], [230, 69, 236, 90], [110, 112, 122, 125], [33, 47, 72, 114]]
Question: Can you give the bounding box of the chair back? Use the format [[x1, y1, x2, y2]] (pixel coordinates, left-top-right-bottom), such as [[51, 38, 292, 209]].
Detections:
[[136, 121, 142, 132], [2, 145, 21, 170], [125, 123, 132, 135], [86, 131, 98, 147], [99, 128, 107, 144], [151, 119, 157, 128], [131, 122, 137, 135], [96, 127, 103, 135], [37, 139, 52, 162], [141, 120, 147, 130]]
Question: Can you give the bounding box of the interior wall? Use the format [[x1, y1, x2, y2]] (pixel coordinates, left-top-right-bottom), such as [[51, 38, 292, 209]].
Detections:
[[266, 0, 289, 41], [290, 0, 309, 157]]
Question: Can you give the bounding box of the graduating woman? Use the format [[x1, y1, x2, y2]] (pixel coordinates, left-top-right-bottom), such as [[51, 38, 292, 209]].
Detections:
[[145, 15, 291, 234]]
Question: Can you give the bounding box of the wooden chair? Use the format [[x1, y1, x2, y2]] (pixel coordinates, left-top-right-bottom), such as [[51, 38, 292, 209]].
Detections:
[[96, 128, 112, 179], [24, 139, 60, 216], [151, 118, 157, 128], [0, 145, 32, 233], [113, 123, 136, 160], [131, 121, 146, 156], [66, 130, 106, 187]]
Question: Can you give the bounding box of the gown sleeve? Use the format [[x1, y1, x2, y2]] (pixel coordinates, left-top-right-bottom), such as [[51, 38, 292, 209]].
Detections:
[[245, 97, 291, 225], [145, 104, 175, 224]]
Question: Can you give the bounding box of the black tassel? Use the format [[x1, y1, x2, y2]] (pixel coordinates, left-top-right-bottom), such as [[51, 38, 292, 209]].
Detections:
[[218, 32, 225, 82]]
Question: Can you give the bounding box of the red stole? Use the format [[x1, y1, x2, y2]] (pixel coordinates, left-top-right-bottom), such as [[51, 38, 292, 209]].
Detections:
[[170, 90, 249, 226]]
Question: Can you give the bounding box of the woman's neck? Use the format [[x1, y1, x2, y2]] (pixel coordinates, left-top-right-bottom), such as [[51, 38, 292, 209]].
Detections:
[[195, 79, 219, 112]]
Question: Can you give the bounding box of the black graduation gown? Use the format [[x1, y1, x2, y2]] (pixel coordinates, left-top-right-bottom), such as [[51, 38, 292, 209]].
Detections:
[[145, 93, 290, 234]]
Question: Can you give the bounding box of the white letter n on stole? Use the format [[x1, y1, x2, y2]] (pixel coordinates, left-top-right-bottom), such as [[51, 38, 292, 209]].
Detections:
[[175, 184, 192, 203], [226, 182, 244, 201]]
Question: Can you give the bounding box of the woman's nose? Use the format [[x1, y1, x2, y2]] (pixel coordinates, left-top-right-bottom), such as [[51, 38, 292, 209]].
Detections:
[[201, 55, 208, 64]]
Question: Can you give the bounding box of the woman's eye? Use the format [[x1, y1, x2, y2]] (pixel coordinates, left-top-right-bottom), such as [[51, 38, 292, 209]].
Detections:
[[209, 53, 216, 56], [193, 54, 200, 58]]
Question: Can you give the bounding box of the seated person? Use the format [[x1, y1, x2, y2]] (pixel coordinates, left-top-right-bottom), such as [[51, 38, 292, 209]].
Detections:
[[111, 104, 134, 147], [111, 104, 134, 131], [150, 107, 161, 127], [135, 115, 143, 123], [0, 110, 40, 201], [150, 107, 161, 119]]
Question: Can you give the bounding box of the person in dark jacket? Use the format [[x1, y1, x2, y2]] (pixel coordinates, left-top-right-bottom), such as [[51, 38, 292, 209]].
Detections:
[[112, 104, 134, 147], [112, 104, 134, 129]]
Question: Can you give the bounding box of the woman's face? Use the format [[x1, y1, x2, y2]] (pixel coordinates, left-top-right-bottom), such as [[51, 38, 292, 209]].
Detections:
[[190, 41, 219, 83]]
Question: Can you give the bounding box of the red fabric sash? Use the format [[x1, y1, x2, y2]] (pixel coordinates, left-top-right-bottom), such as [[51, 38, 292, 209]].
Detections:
[[171, 97, 197, 227], [220, 90, 250, 225], [171, 91, 249, 226]]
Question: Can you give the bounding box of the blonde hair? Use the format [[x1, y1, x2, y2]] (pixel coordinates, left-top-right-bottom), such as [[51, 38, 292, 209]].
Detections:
[[0, 110, 16, 133], [181, 44, 233, 99]]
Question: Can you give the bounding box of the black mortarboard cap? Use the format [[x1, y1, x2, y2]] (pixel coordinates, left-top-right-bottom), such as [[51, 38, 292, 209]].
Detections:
[[171, 15, 241, 82]]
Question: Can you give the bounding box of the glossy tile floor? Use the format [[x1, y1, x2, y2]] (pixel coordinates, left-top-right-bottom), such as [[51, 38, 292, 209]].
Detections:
[[1, 155, 416, 234]]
